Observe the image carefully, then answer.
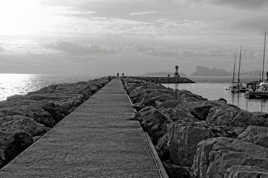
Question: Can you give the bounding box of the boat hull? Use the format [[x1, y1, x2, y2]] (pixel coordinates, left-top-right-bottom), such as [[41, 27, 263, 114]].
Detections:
[[231, 89, 247, 93], [230, 86, 248, 93], [245, 91, 268, 99]]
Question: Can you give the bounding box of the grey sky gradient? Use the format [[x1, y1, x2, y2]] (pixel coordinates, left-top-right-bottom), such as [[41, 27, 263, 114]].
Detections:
[[0, 0, 268, 76]]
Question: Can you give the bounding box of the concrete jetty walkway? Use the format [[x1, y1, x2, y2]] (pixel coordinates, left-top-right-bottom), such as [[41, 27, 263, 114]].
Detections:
[[0, 79, 167, 178]]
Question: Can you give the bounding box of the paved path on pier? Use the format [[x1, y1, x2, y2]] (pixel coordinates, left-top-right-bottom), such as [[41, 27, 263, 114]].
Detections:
[[0, 79, 167, 178]]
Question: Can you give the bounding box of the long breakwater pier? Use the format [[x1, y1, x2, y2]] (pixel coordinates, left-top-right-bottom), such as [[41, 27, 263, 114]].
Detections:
[[0, 79, 168, 178]]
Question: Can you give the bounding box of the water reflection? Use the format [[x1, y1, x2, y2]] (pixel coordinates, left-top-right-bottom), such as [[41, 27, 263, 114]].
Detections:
[[230, 93, 242, 107], [164, 83, 268, 113], [0, 74, 93, 101], [230, 93, 268, 112], [0, 74, 37, 101]]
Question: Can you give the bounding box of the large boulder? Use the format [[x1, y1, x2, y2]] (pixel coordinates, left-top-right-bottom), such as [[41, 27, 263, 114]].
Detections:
[[192, 137, 268, 178], [0, 103, 55, 127], [207, 104, 268, 128], [3, 90, 86, 126], [31, 80, 102, 98], [160, 99, 225, 121], [0, 115, 49, 137], [158, 100, 209, 122], [130, 89, 174, 110], [145, 94, 175, 107], [129, 85, 169, 99], [163, 161, 191, 178], [167, 121, 215, 166], [238, 126, 268, 148], [41, 97, 84, 123], [156, 100, 181, 109], [176, 90, 207, 103], [191, 105, 212, 121], [134, 106, 155, 120], [24, 92, 84, 106], [155, 122, 237, 164], [0, 131, 33, 167], [160, 107, 197, 122], [137, 107, 172, 144], [224, 165, 268, 178], [187, 99, 226, 118], [156, 133, 170, 161]]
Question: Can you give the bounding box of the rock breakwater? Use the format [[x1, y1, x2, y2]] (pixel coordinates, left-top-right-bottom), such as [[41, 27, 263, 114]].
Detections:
[[122, 78, 268, 178], [0, 77, 109, 168], [129, 76, 195, 84]]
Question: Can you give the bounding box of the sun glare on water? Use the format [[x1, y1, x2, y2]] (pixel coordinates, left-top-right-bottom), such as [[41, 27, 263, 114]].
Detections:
[[0, 0, 54, 36]]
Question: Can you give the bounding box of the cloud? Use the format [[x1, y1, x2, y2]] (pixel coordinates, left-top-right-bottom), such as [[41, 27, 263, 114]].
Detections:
[[136, 46, 179, 58], [41, 0, 178, 20], [204, 0, 268, 9], [0, 46, 4, 52], [1, 0, 267, 75], [129, 11, 158, 16], [136, 44, 233, 59], [43, 41, 116, 56], [234, 15, 268, 32], [58, 9, 96, 18]]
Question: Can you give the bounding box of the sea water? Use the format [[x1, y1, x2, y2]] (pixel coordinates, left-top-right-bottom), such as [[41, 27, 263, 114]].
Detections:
[[1, 74, 267, 113], [164, 83, 268, 113], [0, 74, 94, 101]]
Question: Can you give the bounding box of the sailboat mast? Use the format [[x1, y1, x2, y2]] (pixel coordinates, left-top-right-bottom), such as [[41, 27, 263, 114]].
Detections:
[[262, 32, 267, 82], [232, 54, 237, 83], [237, 46, 242, 84]]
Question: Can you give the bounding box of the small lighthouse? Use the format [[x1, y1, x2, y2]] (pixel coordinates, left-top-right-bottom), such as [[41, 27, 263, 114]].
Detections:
[[174, 65, 180, 78], [174, 65, 180, 99]]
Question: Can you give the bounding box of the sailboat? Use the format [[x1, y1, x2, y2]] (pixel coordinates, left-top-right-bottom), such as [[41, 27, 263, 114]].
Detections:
[[230, 47, 247, 93], [226, 55, 236, 91], [245, 32, 268, 99]]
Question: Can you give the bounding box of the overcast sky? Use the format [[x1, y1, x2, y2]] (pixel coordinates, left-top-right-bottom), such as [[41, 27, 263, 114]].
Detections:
[[0, 0, 268, 76]]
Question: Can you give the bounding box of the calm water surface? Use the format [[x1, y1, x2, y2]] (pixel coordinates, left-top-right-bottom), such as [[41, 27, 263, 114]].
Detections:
[[2, 75, 268, 113], [0, 74, 93, 101], [164, 83, 268, 113]]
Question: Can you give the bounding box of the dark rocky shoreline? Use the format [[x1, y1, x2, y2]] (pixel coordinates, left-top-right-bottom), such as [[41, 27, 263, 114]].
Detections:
[[0, 77, 110, 168], [122, 77, 268, 178], [129, 76, 194, 84]]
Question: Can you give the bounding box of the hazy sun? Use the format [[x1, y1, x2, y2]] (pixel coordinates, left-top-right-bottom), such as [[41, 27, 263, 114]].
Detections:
[[0, 0, 52, 36]]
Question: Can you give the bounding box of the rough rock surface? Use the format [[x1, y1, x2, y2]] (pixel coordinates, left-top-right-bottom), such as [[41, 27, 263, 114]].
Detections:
[[168, 121, 214, 166], [238, 126, 268, 148], [192, 137, 268, 178], [123, 78, 268, 178], [224, 165, 268, 178], [160, 106, 197, 122], [207, 104, 268, 127], [137, 107, 171, 144], [0, 131, 33, 167], [0, 77, 109, 169], [163, 161, 191, 178], [0, 102, 55, 127], [0, 115, 49, 136]]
